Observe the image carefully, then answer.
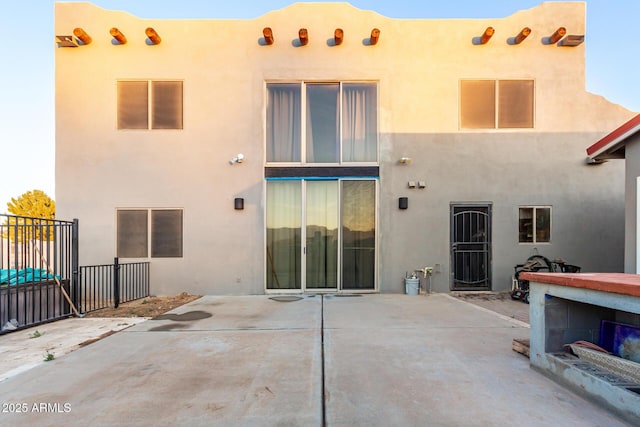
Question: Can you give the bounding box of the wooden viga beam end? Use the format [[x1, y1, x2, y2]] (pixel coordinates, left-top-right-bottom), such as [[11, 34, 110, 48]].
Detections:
[[109, 27, 127, 44], [480, 27, 494, 44], [334, 28, 343, 45], [369, 28, 380, 45], [514, 27, 531, 44], [298, 28, 308, 45], [73, 27, 92, 45], [145, 27, 161, 45], [263, 27, 274, 45], [548, 27, 566, 44]]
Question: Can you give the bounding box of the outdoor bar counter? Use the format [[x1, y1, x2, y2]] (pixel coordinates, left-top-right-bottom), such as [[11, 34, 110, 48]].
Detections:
[[521, 272, 640, 424]]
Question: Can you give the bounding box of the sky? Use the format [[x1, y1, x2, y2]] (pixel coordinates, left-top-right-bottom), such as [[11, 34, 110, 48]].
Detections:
[[0, 1, 638, 215]]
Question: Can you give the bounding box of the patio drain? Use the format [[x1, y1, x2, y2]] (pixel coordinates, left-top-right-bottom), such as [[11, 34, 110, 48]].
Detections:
[[269, 296, 303, 302]]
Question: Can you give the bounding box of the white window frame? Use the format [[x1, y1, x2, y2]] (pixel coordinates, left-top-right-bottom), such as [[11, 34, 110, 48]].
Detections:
[[116, 208, 184, 258], [265, 81, 379, 166], [117, 80, 184, 130], [459, 79, 535, 130], [518, 206, 551, 244]]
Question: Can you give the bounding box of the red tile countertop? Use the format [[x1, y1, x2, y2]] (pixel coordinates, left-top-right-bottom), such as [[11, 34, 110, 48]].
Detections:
[[520, 272, 640, 297]]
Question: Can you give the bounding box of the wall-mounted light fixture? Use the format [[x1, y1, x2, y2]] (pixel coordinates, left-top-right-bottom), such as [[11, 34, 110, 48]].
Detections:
[[110, 27, 127, 44], [145, 27, 161, 45], [480, 27, 494, 44], [514, 27, 531, 44], [560, 35, 584, 47], [234, 198, 245, 210], [369, 28, 380, 45], [399, 197, 408, 210], [548, 27, 566, 44], [263, 27, 274, 45], [334, 28, 344, 45], [55, 35, 78, 48], [399, 157, 412, 165], [298, 28, 309, 46], [229, 153, 245, 165], [73, 28, 92, 45]]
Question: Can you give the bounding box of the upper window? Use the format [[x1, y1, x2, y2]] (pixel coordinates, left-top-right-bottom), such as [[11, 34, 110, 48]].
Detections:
[[117, 209, 183, 258], [117, 81, 183, 130], [519, 206, 550, 243], [460, 80, 533, 129], [266, 82, 378, 164]]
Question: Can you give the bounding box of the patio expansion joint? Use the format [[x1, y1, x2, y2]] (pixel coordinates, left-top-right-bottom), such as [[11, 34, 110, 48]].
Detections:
[[125, 327, 319, 333]]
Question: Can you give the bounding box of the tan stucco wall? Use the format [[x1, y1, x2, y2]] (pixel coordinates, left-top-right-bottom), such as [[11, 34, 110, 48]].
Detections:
[[55, 2, 634, 295]]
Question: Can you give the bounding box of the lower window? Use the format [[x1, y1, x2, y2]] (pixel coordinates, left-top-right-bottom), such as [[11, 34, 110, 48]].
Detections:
[[117, 209, 183, 258], [519, 206, 551, 243]]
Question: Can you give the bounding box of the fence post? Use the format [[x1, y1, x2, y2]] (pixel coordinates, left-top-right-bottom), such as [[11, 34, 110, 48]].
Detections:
[[72, 218, 80, 312], [114, 257, 120, 308]]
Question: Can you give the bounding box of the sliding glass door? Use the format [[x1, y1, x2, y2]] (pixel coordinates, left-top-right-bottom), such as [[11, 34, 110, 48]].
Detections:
[[306, 181, 339, 289], [341, 180, 376, 290], [266, 179, 376, 291]]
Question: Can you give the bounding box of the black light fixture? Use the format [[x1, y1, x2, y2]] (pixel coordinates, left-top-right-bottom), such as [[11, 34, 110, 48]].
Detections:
[[399, 197, 408, 210], [234, 198, 244, 210]]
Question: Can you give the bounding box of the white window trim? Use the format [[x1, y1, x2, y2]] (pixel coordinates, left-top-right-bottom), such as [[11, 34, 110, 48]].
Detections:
[[518, 205, 552, 245], [116, 79, 184, 131], [459, 78, 535, 131], [115, 207, 184, 259], [264, 80, 379, 166]]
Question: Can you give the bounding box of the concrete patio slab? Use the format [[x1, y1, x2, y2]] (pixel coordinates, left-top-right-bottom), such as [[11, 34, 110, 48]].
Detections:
[[0, 294, 631, 426], [323, 294, 622, 426]]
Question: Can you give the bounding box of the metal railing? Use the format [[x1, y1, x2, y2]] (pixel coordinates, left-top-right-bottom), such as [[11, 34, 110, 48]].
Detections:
[[0, 214, 78, 333], [78, 258, 150, 313]]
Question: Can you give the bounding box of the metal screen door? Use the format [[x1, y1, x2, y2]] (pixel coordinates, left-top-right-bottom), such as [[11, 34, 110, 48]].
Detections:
[[450, 204, 491, 290]]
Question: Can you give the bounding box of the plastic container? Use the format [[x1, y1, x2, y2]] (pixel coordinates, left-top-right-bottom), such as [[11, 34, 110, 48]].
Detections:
[[405, 277, 420, 295]]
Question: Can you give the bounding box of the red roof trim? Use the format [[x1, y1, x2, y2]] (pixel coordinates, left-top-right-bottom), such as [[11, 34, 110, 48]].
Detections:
[[586, 113, 640, 157]]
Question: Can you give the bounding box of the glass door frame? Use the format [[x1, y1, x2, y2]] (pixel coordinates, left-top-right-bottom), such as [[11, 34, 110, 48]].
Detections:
[[264, 177, 378, 294]]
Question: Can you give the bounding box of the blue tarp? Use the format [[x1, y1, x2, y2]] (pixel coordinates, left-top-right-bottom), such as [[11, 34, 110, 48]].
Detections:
[[0, 268, 57, 285]]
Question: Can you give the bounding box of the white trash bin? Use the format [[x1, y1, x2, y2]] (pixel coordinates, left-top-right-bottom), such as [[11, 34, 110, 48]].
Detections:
[[405, 277, 420, 295]]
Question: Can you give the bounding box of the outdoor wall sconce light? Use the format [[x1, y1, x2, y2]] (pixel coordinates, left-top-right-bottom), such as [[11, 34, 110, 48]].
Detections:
[[229, 153, 245, 165], [110, 27, 127, 44], [369, 28, 380, 45], [234, 198, 244, 210], [560, 35, 584, 47], [480, 27, 494, 44], [145, 27, 161, 45], [73, 27, 92, 45], [334, 28, 344, 45], [263, 27, 274, 45], [548, 27, 566, 44], [56, 35, 78, 48], [299, 28, 309, 46], [399, 197, 408, 210], [399, 157, 412, 165], [514, 27, 531, 44]]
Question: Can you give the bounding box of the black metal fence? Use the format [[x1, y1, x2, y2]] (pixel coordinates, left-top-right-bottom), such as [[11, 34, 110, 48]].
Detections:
[[78, 258, 150, 313], [0, 214, 78, 333], [1, 214, 151, 332]]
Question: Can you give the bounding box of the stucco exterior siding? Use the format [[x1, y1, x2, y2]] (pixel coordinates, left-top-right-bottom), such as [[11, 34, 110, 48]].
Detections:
[[55, 2, 633, 295]]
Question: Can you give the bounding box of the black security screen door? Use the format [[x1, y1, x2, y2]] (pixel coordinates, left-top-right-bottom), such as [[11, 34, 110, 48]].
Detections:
[[450, 205, 491, 290]]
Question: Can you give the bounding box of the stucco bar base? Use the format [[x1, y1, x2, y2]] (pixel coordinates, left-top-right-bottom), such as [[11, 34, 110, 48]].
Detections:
[[526, 273, 640, 424]]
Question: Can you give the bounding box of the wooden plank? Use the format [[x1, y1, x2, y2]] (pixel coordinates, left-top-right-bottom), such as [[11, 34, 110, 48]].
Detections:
[[512, 338, 530, 358]]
